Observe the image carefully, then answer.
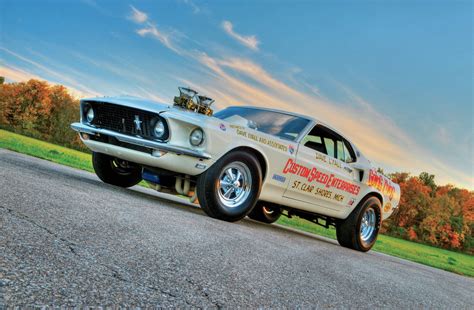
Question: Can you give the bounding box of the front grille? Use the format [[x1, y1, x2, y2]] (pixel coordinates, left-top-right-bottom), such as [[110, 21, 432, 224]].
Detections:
[[84, 101, 165, 140]]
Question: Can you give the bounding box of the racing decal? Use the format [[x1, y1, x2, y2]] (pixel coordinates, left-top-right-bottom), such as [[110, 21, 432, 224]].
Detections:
[[289, 144, 295, 155], [290, 180, 345, 202], [272, 174, 286, 183], [383, 202, 392, 213], [235, 128, 288, 152], [348, 198, 356, 206], [219, 123, 227, 131], [367, 169, 396, 200], [282, 159, 360, 195]]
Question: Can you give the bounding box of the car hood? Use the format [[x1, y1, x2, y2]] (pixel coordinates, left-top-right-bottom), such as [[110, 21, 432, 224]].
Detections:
[[81, 96, 171, 114]]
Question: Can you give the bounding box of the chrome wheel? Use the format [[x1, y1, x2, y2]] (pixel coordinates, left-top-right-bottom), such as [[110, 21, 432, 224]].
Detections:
[[360, 208, 376, 245], [217, 162, 252, 208]]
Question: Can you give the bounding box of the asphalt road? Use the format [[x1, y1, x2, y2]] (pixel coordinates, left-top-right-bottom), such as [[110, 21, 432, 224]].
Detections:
[[0, 149, 473, 308]]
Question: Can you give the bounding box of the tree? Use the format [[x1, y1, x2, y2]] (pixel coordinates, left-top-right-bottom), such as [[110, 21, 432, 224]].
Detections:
[[0, 76, 4, 84], [419, 172, 437, 195]]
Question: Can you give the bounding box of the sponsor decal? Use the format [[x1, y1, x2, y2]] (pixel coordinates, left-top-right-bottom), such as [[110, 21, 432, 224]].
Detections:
[[235, 128, 288, 152], [289, 145, 295, 155], [219, 123, 227, 131], [383, 202, 392, 213], [282, 158, 360, 195], [290, 180, 345, 202], [272, 174, 286, 183], [195, 163, 207, 169], [367, 169, 396, 200], [348, 198, 356, 206]]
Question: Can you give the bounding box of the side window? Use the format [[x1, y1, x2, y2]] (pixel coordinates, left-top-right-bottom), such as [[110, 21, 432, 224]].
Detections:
[[302, 126, 327, 154], [343, 141, 356, 163], [324, 137, 335, 157], [336, 140, 346, 162], [301, 125, 356, 163]]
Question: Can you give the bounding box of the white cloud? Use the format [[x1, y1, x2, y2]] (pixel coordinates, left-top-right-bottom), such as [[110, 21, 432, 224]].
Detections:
[[136, 23, 183, 55], [0, 47, 100, 97], [129, 5, 148, 24], [186, 53, 473, 188], [221, 20, 259, 51]]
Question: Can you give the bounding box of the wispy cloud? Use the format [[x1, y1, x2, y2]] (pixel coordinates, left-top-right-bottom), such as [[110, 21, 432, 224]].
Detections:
[[129, 7, 183, 55], [129, 5, 148, 23], [0, 47, 100, 97], [0, 65, 97, 98], [136, 23, 183, 55], [221, 21, 259, 51], [181, 0, 201, 14], [185, 53, 473, 188]]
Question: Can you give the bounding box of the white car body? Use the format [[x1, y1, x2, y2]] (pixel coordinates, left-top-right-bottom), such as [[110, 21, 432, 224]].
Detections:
[[71, 95, 400, 222]]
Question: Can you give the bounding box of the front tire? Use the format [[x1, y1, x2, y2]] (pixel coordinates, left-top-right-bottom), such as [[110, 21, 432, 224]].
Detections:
[[248, 202, 281, 223], [92, 152, 142, 188], [336, 196, 381, 252], [197, 151, 262, 222]]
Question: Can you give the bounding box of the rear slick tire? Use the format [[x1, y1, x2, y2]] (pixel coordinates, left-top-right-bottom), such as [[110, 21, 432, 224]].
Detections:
[[336, 196, 381, 252]]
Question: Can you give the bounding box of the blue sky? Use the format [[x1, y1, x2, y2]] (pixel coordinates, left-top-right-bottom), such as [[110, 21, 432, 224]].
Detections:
[[0, 0, 472, 189]]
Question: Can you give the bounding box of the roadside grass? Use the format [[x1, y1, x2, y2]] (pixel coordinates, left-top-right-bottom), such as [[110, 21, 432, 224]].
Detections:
[[0, 129, 93, 172], [1, 129, 473, 277], [277, 216, 474, 277]]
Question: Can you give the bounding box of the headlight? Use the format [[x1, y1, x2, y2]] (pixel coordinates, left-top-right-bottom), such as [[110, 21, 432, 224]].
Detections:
[[154, 119, 166, 138], [190, 128, 204, 146], [86, 107, 94, 123]]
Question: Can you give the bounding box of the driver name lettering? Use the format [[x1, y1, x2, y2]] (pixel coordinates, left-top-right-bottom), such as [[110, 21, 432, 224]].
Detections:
[[283, 159, 360, 195]]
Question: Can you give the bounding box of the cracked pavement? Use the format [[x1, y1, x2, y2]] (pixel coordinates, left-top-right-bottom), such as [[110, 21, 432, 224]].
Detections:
[[1, 149, 473, 307]]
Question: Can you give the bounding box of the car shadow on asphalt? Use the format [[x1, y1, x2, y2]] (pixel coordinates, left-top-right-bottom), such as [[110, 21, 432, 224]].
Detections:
[[39, 162, 340, 249]]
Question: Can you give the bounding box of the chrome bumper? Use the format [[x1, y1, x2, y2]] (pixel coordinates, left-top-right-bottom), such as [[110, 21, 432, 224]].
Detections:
[[71, 122, 211, 159]]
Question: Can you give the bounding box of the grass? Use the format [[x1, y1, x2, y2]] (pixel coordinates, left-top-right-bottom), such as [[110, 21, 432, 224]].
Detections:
[[1, 129, 473, 277], [277, 216, 474, 277], [0, 129, 93, 172]]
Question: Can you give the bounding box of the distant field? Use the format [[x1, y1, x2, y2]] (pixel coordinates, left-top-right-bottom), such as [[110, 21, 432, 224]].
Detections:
[[1, 129, 473, 277]]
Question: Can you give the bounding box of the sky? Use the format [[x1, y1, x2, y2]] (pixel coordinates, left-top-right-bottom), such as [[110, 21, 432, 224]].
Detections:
[[0, 0, 472, 189]]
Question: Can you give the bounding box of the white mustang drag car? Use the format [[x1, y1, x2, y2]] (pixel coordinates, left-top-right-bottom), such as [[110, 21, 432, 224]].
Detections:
[[71, 87, 400, 252]]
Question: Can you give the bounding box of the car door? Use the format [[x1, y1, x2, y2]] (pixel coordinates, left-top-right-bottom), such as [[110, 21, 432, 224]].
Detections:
[[282, 124, 361, 210]]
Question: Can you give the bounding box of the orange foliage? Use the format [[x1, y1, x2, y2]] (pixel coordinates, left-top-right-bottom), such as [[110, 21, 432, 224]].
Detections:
[[385, 172, 473, 253], [0, 79, 86, 151]]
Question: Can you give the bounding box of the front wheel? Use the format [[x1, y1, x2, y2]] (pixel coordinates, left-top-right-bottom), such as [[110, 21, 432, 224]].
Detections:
[[197, 151, 262, 222], [336, 196, 381, 252], [248, 202, 281, 223], [92, 152, 142, 188]]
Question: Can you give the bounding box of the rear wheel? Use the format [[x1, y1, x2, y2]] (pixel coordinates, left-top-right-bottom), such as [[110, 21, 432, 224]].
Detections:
[[197, 151, 262, 222], [336, 196, 381, 252], [92, 152, 142, 188], [248, 202, 281, 223]]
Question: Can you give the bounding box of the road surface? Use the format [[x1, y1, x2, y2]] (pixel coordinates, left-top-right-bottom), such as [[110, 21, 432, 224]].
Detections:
[[0, 149, 472, 307]]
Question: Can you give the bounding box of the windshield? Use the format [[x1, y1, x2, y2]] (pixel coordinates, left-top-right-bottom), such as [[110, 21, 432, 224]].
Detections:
[[214, 107, 310, 141]]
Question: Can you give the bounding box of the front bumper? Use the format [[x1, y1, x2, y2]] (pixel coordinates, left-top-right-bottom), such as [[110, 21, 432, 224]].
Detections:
[[71, 122, 211, 159]]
